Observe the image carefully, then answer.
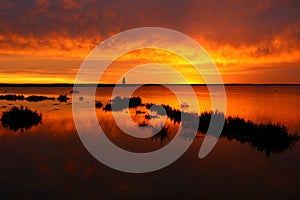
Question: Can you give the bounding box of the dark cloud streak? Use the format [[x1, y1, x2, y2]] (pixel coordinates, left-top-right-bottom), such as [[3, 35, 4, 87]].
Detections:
[[1, 0, 299, 44]]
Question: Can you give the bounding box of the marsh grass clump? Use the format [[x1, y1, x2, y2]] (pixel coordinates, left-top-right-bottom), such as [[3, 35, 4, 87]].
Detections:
[[101, 96, 299, 156], [221, 117, 299, 156], [222, 116, 257, 143], [0, 106, 42, 132], [58, 95, 69, 102], [151, 104, 298, 156], [103, 103, 112, 111], [26, 95, 56, 102], [0, 94, 69, 103], [103, 96, 142, 111], [196, 112, 299, 156], [128, 96, 142, 108], [95, 101, 103, 108], [248, 122, 298, 156], [147, 104, 181, 123], [198, 111, 226, 133], [147, 104, 167, 116], [151, 125, 170, 144], [0, 95, 25, 101]]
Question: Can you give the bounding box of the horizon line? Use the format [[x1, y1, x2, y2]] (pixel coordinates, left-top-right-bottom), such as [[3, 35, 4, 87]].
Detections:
[[0, 83, 300, 87]]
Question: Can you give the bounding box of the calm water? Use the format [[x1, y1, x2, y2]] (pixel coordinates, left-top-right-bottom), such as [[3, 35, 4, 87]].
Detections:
[[0, 85, 299, 199]]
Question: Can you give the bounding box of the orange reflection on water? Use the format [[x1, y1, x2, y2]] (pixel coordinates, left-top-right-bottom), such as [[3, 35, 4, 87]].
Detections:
[[96, 108, 178, 153], [0, 86, 300, 199]]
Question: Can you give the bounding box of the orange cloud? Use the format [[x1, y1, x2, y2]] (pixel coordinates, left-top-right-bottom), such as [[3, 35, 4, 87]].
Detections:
[[99, 48, 205, 84], [0, 0, 299, 83]]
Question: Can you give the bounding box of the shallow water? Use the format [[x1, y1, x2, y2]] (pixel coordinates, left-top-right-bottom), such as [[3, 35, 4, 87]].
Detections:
[[0, 85, 299, 199]]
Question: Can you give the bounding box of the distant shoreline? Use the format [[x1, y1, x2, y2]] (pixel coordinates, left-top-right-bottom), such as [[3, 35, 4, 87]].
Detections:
[[0, 83, 300, 87]]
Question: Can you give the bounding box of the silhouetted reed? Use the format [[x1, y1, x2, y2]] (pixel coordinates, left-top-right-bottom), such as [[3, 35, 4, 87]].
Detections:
[[197, 112, 299, 156], [101, 96, 299, 156], [198, 111, 226, 133], [0, 94, 25, 101], [151, 125, 170, 144], [0, 106, 42, 132], [222, 117, 299, 156]]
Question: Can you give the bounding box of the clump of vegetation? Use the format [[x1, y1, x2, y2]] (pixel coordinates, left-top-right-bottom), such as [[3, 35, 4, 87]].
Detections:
[[128, 96, 142, 108], [196, 111, 299, 157], [25, 95, 56, 102], [0, 95, 25, 101], [58, 95, 69, 102], [100, 96, 299, 156], [0, 94, 69, 103], [103, 103, 112, 111], [146, 103, 181, 123], [103, 96, 142, 111], [0, 106, 42, 132], [222, 118, 299, 156], [151, 125, 170, 144], [198, 111, 226, 133], [95, 101, 103, 108]]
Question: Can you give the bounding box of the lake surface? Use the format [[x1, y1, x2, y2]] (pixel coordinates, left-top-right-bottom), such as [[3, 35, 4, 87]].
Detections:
[[0, 85, 299, 199]]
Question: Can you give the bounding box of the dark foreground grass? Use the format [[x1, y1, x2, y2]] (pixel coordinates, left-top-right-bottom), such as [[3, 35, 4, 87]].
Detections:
[[103, 96, 299, 156], [0, 95, 298, 156], [0, 106, 42, 132]]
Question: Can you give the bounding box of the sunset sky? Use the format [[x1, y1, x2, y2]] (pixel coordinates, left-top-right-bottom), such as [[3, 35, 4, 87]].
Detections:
[[0, 0, 300, 84]]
